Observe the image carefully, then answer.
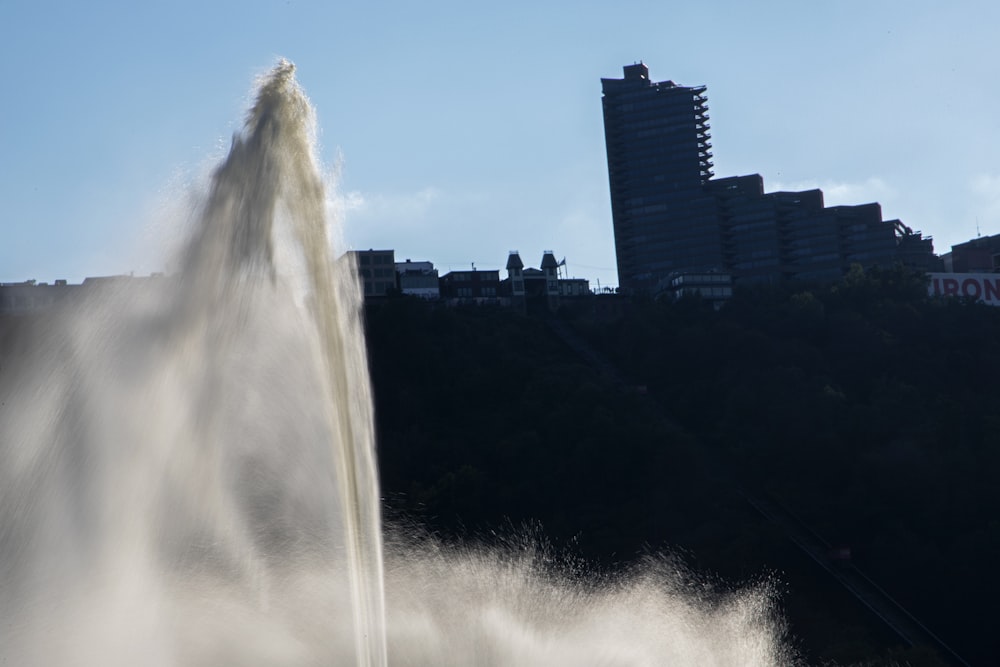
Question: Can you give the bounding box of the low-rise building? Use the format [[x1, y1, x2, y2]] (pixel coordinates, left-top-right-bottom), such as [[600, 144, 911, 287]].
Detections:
[[0, 280, 76, 313], [396, 259, 440, 299], [502, 251, 590, 313], [940, 233, 1000, 274], [347, 249, 397, 298], [439, 268, 501, 303]]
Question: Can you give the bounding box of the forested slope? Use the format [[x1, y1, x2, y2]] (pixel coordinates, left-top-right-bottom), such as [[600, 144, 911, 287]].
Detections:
[[366, 268, 995, 665]]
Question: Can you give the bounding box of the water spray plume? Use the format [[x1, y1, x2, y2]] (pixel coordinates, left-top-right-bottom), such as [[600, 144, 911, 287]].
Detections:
[[0, 60, 793, 665]]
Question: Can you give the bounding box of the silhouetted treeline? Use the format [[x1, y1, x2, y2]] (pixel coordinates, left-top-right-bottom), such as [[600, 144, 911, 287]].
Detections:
[[366, 267, 997, 666]]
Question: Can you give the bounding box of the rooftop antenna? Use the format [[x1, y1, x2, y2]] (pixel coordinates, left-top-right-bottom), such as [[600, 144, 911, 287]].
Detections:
[[977, 217, 981, 238]]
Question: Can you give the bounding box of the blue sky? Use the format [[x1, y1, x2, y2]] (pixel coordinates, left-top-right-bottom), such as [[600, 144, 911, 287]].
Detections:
[[2, 1, 998, 288]]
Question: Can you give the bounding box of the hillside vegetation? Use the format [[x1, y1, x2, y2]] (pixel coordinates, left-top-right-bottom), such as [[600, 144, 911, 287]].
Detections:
[[367, 266, 999, 666]]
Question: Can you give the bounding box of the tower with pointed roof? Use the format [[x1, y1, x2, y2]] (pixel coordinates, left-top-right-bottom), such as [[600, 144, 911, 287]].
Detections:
[[506, 251, 526, 311], [540, 251, 560, 309]]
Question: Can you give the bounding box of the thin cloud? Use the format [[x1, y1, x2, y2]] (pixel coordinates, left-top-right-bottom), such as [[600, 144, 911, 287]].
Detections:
[[329, 187, 440, 225], [329, 186, 444, 251], [770, 176, 897, 208]]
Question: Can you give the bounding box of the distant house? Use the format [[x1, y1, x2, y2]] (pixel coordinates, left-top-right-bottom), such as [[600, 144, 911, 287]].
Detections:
[[502, 251, 590, 313], [396, 259, 440, 300], [0, 274, 170, 315], [940, 233, 1000, 274], [559, 278, 591, 297], [439, 268, 501, 304], [0, 280, 76, 314]]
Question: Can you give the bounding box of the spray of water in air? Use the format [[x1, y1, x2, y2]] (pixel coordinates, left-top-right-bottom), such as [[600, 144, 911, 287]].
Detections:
[[0, 60, 794, 666]]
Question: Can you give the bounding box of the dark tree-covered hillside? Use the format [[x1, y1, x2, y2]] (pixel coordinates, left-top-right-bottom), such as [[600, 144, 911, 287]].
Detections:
[[366, 298, 712, 562], [364, 269, 995, 666], [567, 266, 1000, 666]]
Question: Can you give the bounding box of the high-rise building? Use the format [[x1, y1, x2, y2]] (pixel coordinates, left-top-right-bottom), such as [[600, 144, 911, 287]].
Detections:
[[601, 63, 935, 293], [602, 63, 720, 293]]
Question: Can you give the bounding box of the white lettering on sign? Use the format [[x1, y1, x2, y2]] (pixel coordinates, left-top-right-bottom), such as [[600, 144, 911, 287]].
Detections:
[[928, 273, 1000, 305]]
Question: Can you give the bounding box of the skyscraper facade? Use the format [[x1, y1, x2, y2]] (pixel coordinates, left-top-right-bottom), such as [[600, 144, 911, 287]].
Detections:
[[602, 63, 720, 293], [601, 63, 935, 293]]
